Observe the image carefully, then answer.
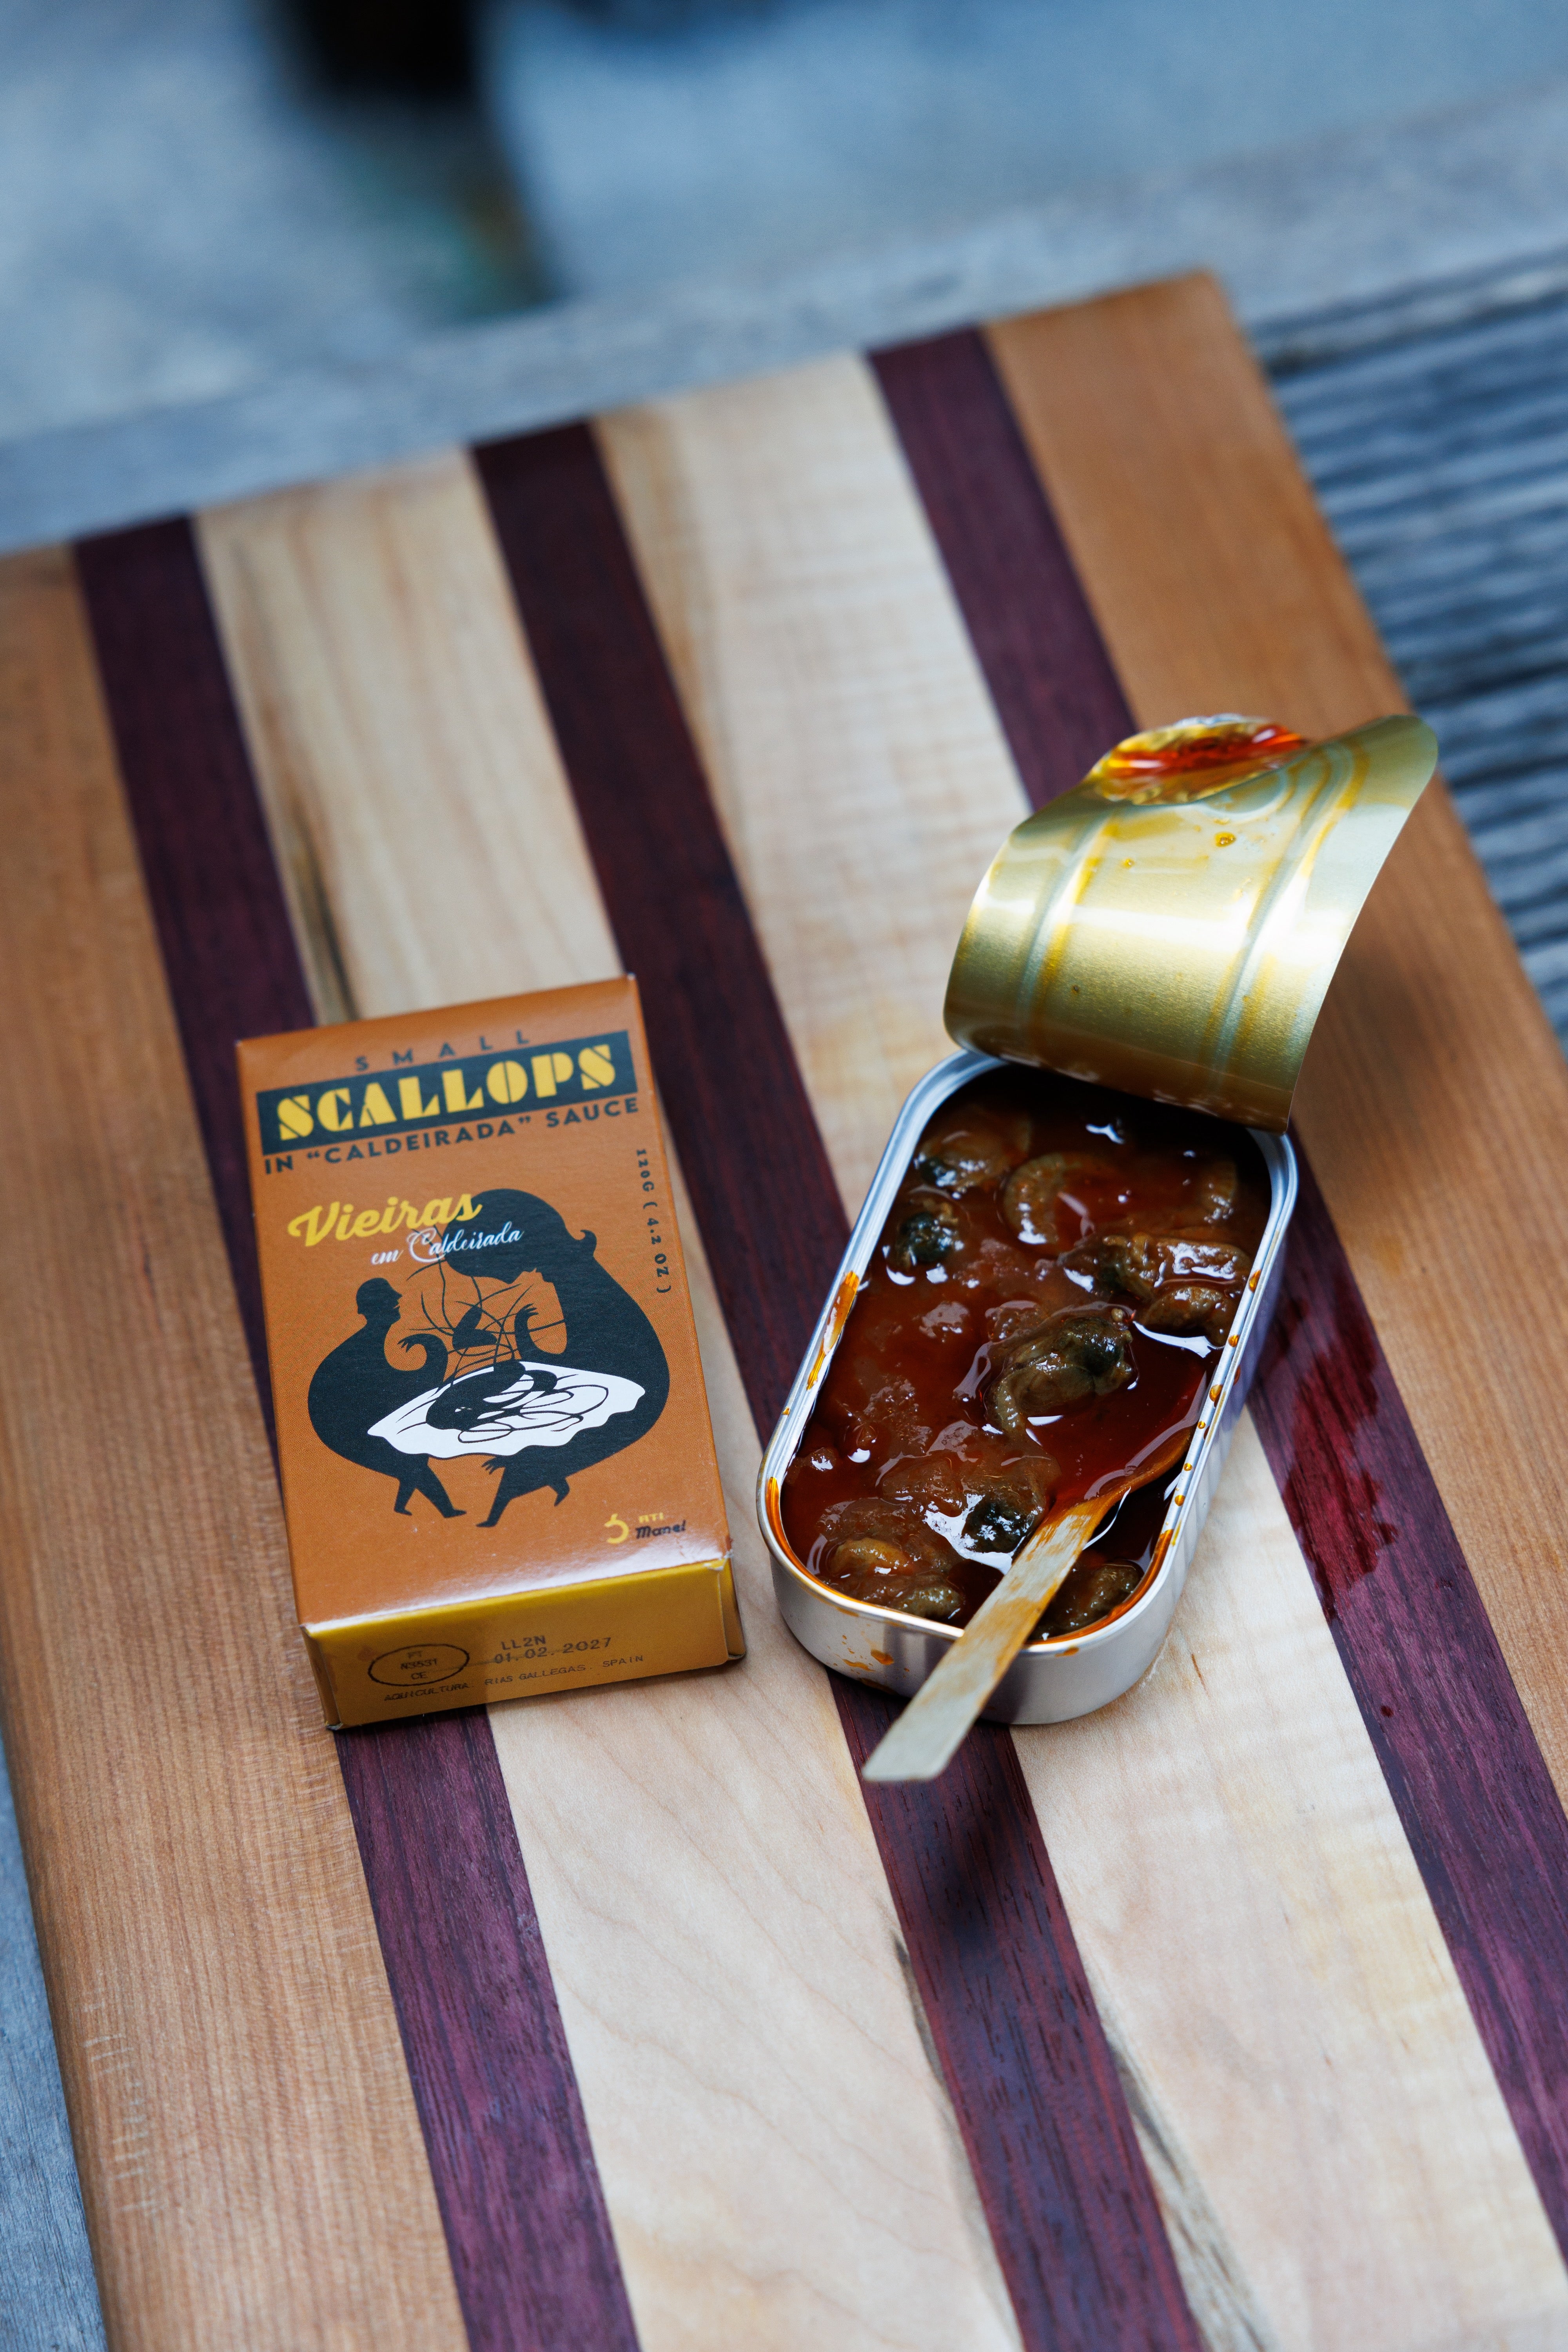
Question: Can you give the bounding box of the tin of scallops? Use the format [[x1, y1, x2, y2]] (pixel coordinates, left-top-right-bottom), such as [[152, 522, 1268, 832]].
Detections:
[[757, 713, 1438, 1777], [240, 976, 740, 1729]]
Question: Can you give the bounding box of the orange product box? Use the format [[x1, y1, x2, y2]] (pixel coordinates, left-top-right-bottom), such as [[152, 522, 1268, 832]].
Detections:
[[238, 978, 741, 1727]]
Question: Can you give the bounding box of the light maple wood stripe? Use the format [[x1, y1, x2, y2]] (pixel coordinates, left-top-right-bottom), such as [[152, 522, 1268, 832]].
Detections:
[[1038, 1419, 1568, 2352], [988, 277, 1568, 1809], [602, 369, 1017, 1218], [597, 352, 1568, 2349], [505, 1160, 1020, 2352], [0, 545, 464, 2349], [199, 457, 1024, 2352], [197, 450, 617, 1025]]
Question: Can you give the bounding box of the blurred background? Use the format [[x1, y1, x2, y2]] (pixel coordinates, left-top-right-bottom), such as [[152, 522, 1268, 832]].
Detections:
[[6, 0, 1568, 438]]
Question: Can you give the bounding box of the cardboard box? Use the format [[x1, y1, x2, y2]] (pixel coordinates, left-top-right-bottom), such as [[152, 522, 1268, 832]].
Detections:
[[238, 978, 740, 1726]]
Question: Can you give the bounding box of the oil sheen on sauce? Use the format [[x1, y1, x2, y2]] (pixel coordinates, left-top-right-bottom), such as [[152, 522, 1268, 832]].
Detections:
[[781, 1069, 1268, 1640]]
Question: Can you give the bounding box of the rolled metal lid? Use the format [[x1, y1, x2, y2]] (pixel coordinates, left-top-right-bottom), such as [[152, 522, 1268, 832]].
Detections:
[[944, 712, 1439, 1132]]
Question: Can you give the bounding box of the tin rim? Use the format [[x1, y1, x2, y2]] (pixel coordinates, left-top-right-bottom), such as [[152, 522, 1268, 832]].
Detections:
[[765, 1430, 1183, 1660]]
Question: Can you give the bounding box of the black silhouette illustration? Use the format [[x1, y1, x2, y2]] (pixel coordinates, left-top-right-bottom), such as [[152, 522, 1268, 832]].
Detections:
[[307, 1278, 465, 1518], [308, 1190, 669, 1528]]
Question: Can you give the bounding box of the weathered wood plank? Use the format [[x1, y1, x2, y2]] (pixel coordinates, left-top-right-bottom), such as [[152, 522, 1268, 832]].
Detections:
[[201, 454, 1024, 2352], [0, 1736, 105, 2352], [0, 544, 465, 2350], [596, 349, 1568, 2347], [989, 278, 1568, 1810]]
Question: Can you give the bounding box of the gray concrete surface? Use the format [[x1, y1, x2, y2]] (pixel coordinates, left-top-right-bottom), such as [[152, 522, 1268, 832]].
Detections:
[[488, 0, 1568, 298], [7, 0, 1568, 462], [7, 71, 1568, 553], [0, 0, 531, 445]]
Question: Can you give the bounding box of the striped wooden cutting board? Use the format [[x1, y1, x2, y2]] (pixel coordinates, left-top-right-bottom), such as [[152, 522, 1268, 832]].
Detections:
[[4, 269, 1568, 2352]]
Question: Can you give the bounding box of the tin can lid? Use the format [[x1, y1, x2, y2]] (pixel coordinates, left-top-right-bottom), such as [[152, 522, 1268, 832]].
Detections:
[[944, 712, 1438, 1132]]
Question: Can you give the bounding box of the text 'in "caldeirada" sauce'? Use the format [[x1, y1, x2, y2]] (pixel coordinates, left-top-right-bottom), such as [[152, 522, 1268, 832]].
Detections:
[[781, 1069, 1269, 1642]]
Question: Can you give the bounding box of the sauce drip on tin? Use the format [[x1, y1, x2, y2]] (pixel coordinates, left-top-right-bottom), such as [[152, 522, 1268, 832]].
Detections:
[[1085, 713, 1308, 804], [782, 1069, 1268, 1640]]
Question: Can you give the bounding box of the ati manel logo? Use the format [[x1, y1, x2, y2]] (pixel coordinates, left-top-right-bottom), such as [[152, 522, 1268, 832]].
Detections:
[[255, 1032, 633, 1156]]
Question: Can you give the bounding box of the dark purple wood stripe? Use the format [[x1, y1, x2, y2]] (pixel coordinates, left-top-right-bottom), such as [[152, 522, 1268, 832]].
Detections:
[[873, 332, 1131, 807], [477, 422, 1203, 2352], [74, 517, 641, 2352], [473, 427, 838, 1437], [76, 520, 306, 1432], [336, 1709, 639, 2352], [875, 324, 1568, 2258], [1250, 1160, 1568, 2245]]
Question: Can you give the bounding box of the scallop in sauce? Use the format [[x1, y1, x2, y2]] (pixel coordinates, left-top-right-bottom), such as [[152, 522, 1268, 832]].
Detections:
[[781, 1069, 1268, 1640]]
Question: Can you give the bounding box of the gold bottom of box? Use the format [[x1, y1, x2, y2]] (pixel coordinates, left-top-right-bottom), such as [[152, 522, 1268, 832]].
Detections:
[[305, 1557, 744, 1728]]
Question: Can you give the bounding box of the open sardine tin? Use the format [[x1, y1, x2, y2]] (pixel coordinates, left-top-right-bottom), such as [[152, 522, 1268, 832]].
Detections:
[[758, 714, 1437, 1724], [240, 977, 740, 1729]]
